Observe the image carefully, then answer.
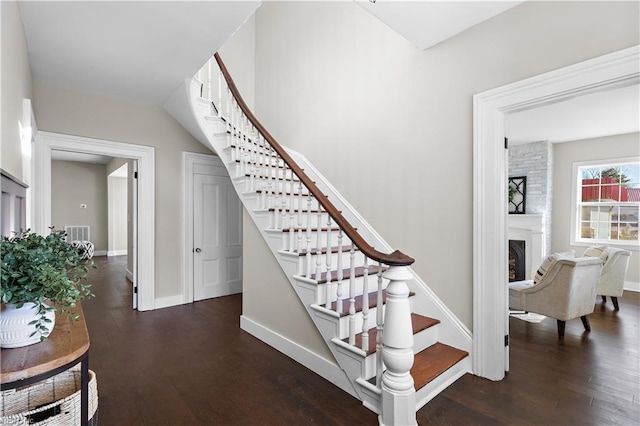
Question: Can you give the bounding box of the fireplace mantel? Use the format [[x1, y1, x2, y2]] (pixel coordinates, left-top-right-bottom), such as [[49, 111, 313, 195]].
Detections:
[[508, 214, 545, 280]]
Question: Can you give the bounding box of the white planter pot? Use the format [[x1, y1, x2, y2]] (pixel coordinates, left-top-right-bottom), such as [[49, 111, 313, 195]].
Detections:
[[0, 302, 56, 348]]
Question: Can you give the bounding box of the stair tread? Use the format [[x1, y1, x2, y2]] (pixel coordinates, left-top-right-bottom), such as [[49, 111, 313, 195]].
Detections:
[[344, 313, 440, 355], [257, 189, 312, 197], [281, 226, 341, 233], [412, 343, 469, 391], [268, 207, 330, 213], [249, 174, 304, 183], [235, 159, 295, 170]]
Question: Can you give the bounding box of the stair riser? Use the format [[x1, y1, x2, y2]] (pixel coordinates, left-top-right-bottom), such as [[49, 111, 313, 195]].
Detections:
[[336, 306, 384, 341], [413, 325, 439, 355]]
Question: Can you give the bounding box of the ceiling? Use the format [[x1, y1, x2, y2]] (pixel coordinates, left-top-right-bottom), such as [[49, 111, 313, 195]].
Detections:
[[506, 83, 640, 145], [18, 1, 635, 147], [355, 0, 525, 50], [19, 1, 261, 105], [17, 1, 524, 107]]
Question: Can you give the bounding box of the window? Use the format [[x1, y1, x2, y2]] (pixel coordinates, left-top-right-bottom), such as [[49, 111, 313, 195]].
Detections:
[[574, 159, 640, 248]]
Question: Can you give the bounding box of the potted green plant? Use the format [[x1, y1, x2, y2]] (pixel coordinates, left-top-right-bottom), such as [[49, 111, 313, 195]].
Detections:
[[0, 228, 94, 348]]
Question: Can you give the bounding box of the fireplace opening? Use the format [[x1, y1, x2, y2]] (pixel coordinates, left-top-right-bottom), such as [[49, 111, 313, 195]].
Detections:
[[509, 240, 526, 282]]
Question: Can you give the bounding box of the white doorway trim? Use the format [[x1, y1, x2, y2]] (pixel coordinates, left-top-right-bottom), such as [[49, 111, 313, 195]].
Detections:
[[182, 152, 230, 303], [32, 131, 156, 311], [473, 46, 639, 380]]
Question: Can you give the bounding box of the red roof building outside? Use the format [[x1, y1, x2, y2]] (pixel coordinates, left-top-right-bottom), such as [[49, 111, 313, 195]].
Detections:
[[582, 177, 639, 202]]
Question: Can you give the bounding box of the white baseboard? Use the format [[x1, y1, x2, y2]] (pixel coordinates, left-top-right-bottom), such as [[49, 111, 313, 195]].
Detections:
[[154, 295, 185, 310], [93, 250, 107, 257], [126, 269, 133, 283], [107, 250, 128, 257], [240, 315, 358, 398], [624, 281, 640, 293]]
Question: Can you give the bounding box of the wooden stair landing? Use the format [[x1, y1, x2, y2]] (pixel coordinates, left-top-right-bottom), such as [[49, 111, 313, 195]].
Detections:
[[344, 313, 440, 355], [412, 343, 468, 391]]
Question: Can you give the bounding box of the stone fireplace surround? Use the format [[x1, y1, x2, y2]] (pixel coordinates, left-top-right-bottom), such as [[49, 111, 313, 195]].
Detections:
[[508, 214, 546, 280]]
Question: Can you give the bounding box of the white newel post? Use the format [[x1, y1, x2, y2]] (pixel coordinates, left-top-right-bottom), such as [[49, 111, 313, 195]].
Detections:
[[380, 266, 417, 426]]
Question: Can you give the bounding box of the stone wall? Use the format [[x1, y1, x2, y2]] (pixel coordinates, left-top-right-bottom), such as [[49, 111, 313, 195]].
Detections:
[[509, 141, 553, 255]]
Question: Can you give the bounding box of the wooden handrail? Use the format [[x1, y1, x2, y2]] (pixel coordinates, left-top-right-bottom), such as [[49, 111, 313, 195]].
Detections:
[[214, 53, 414, 267]]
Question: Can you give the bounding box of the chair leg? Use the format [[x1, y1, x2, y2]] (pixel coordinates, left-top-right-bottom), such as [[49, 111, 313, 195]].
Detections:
[[601, 295, 607, 304], [557, 320, 566, 338], [611, 296, 619, 311], [580, 315, 591, 332]]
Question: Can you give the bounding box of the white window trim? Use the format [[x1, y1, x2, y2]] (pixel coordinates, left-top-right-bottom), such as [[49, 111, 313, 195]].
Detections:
[[571, 157, 640, 251]]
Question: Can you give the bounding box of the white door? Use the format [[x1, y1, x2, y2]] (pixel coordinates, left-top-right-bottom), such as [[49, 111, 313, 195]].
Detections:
[[193, 172, 242, 301]]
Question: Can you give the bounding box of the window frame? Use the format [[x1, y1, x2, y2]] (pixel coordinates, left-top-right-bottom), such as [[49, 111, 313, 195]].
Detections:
[[571, 157, 640, 251]]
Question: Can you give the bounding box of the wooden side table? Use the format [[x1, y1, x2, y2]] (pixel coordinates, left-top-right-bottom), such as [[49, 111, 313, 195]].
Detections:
[[1, 303, 91, 425]]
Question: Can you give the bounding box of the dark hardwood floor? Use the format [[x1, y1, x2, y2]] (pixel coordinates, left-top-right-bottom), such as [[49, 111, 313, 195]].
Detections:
[[82, 256, 639, 425]]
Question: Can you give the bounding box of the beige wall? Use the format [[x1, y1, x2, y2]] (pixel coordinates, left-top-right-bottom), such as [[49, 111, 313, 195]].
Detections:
[[552, 132, 640, 286], [106, 157, 128, 256], [249, 1, 639, 329], [1, 1, 33, 182], [33, 81, 213, 300], [219, 14, 256, 110], [51, 160, 108, 252], [108, 175, 127, 254]]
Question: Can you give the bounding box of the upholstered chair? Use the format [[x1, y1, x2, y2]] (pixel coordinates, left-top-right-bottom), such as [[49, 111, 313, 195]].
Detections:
[[583, 246, 631, 310], [509, 255, 604, 338]]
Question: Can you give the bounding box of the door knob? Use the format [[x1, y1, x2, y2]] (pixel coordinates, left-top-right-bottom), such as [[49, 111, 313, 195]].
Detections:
[[194, 248, 202, 253]]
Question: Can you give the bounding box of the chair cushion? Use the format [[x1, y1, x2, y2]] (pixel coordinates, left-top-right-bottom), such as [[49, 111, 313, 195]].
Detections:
[[533, 251, 574, 284], [583, 245, 607, 259]]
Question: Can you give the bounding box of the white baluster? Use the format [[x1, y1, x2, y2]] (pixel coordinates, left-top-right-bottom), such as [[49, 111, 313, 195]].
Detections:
[[226, 86, 231, 126], [348, 247, 356, 345], [274, 194, 280, 230], [289, 182, 295, 252], [381, 266, 417, 426], [324, 216, 334, 309], [335, 230, 344, 314], [281, 196, 288, 250], [218, 69, 222, 117], [297, 181, 304, 253], [376, 262, 384, 387], [207, 60, 212, 101], [361, 257, 370, 352], [296, 182, 304, 275], [305, 196, 313, 279], [315, 209, 323, 281]]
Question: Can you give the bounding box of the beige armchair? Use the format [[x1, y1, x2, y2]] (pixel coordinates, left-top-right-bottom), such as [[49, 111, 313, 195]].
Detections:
[[583, 246, 631, 310], [509, 256, 603, 338]]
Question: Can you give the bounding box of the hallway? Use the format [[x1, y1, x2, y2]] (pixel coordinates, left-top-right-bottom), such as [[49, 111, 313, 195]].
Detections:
[[82, 256, 639, 425]]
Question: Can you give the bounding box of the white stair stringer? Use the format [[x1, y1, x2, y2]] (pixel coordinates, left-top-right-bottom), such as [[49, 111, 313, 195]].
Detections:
[[164, 76, 474, 416]]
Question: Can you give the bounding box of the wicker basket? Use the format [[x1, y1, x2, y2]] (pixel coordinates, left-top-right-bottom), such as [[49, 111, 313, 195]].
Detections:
[[0, 367, 98, 425]]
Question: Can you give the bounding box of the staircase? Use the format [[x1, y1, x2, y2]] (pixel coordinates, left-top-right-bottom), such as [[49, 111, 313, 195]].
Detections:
[[165, 53, 472, 425]]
